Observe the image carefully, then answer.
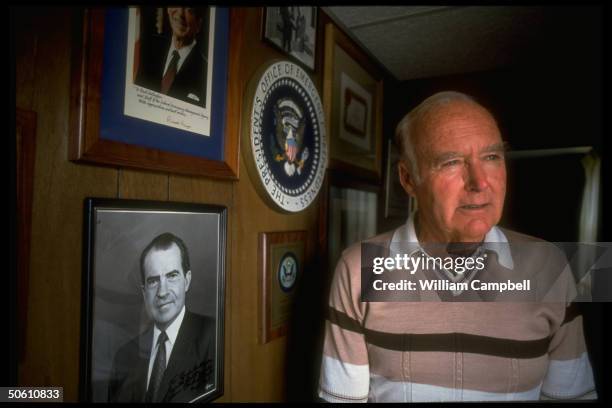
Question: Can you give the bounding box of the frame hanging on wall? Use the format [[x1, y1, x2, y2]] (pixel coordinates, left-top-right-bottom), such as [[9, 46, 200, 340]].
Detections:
[[69, 7, 241, 179], [258, 230, 307, 344], [384, 139, 417, 219], [325, 172, 380, 272], [323, 22, 383, 182], [261, 7, 318, 71], [80, 198, 226, 403]]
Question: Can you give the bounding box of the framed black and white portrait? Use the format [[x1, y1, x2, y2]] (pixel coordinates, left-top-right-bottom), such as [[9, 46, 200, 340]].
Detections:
[[80, 198, 226, 403], [262, 7, 318, 70]]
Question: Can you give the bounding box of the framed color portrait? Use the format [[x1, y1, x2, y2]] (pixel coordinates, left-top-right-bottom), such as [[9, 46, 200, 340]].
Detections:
[[69, 7, 240, 179], [262, 7, 318, 71], [80, 198, 226, 403], [323, 23, 383, 181], [258, 230, 307, 344]]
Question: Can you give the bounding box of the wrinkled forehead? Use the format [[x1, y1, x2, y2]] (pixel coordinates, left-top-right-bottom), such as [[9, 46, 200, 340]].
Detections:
[[413, 100, 502, 152], [143, 243, 183, 277]]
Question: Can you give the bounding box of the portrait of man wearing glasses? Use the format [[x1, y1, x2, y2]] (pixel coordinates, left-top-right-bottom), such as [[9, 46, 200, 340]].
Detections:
[[108, 232, 215, 403]]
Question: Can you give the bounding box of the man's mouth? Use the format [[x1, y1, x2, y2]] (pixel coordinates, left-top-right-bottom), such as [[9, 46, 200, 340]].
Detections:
[[157, 301, 174, 309], [459, 203, 489, 210]]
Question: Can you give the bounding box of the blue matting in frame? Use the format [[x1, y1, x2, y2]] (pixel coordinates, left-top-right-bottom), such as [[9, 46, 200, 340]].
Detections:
[[99, 7, 229, 160]]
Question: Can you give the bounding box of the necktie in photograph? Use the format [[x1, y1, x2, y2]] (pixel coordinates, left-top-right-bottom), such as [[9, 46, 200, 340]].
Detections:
[[161, 50, 180, 94], [145, 331, 168, 402]]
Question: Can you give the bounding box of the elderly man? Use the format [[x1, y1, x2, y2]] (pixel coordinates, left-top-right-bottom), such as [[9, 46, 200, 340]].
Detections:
[[108, 233, 215, 402], [318, 91, 597, 402], [135, 7, 208, 107]]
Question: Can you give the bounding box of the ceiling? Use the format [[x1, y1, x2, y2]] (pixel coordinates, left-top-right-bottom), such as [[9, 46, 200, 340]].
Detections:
[[323, 6, 602, 81]]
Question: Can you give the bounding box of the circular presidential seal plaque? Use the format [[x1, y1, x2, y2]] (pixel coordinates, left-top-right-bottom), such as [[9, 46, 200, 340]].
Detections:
[[243, 60, 327, 212]]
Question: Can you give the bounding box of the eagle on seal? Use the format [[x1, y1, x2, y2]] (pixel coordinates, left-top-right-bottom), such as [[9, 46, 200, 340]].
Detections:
[[273, 98, 309, 176]]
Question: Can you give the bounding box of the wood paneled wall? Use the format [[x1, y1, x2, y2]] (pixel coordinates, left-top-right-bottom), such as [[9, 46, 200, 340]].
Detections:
[[15, 7, 324, 402]]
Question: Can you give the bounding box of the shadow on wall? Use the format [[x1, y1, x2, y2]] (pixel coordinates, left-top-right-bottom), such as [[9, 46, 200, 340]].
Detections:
[[284, 252, 330, 402]]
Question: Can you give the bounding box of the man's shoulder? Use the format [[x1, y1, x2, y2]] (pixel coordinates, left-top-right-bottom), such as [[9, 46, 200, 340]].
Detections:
[[498, 227, 564, 257], [498, 227, 569, 272], [183, 310, 215, 334]]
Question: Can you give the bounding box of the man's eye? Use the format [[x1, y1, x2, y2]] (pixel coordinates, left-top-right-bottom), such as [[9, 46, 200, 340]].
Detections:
[[167, 271, 180, 280], [146, 277, 159, 286], [442, 160, 460, 168], [484, 154, 502, 161]]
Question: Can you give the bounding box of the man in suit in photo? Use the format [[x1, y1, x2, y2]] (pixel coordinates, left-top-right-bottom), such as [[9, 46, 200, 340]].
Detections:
[[108, 232, 215, 402], [135, 7, 209, 107]]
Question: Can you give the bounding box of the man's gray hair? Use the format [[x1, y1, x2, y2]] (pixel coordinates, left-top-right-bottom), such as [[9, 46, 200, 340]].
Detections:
[[394, 91, 478, 184]]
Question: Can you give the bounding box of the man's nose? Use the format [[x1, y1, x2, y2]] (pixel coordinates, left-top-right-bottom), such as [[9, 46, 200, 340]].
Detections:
[[157, 277, 169, 297], [465, 161, 489, 192]]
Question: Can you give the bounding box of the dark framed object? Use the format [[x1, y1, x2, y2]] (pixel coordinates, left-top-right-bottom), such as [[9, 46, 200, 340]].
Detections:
[[262, 7, 318, 71], [258, 230, 307, 344], [385, 139, 416, 218], [70, 7, 241, 179], [326, 172, 379, 272], [80, 198, 226, 402], [323, 22, 383, 181]]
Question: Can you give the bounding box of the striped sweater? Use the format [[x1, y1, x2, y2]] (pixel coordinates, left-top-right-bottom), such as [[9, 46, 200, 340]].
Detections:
[[318, 221, 597, 402]]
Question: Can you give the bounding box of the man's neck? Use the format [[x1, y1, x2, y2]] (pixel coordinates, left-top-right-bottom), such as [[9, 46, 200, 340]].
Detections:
[[414, 214, 485, 257], [154, 306, 186, 334], [172, 36, 194, 50]]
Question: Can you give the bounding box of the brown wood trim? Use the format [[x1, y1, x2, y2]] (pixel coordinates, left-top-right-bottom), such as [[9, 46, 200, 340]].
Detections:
[[224, 7, 245, 180], [258, 232, 269, 345]]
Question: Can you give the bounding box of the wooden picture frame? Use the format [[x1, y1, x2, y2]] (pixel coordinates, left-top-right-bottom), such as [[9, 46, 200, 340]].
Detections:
[[80, 198, 226, 402], [323, 22, 383, 181], [262, 7, 318, 71], [258, 230, 307, 344], [70, 7, 241, 179]]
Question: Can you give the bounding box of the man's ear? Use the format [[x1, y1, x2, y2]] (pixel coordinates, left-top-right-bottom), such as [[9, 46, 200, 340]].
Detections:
[[184, 270, 192, 292], [398, 160, 417, 196]]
